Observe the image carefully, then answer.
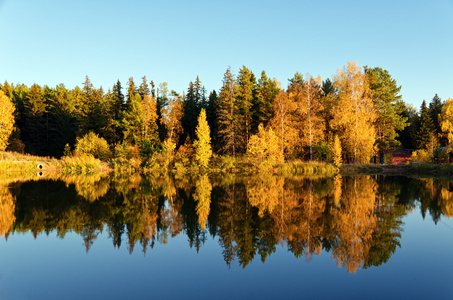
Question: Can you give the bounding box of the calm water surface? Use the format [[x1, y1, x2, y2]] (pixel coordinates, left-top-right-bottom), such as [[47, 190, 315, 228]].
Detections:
[[0, 173, 452, 299]]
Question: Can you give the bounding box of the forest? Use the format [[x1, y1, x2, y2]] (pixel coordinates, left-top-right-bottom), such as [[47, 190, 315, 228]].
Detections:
[[0, 61, 451, 170]]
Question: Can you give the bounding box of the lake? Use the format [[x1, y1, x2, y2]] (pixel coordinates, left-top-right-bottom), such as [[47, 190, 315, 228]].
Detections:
[[0, 173, 452, 299]]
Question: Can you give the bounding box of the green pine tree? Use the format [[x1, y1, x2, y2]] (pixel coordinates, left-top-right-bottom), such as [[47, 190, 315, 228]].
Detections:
[[417, 100, 435, 150]]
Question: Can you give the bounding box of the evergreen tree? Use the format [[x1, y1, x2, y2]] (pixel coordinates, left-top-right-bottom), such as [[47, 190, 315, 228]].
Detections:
[[111, 80, 125, 145], [22, 83, 46, 155], [206, 90, 219, 150], [236, 66, 255, 148], [417, 100, 435, 150], [122, 93, 144, 144], [397, 103, 418, 149], [45, 84, 78, 157], [217, 68, 239, 156], [182, 76, 206, 142], [252, 71, 278, 132], [138, 76, 150, 100], [157, 82, 169, 142], [365, 66, 408, 157], [321, 78, 336, 142], [429, 94, 444, 144], [126, 77, 136, 108]]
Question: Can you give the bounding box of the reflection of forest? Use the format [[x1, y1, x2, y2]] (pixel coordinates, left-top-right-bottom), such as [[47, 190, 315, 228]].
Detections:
[[1, 173, 452, 272]]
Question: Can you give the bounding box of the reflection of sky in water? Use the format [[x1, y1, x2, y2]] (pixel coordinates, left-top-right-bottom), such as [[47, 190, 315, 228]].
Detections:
[[1, 211, 452, 299]]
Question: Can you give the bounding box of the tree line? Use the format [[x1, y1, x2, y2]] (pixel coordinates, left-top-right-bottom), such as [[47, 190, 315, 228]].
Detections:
[[0, 61, 450, 163]]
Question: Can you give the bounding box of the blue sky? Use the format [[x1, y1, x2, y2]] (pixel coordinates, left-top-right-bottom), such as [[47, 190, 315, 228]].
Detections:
[[1, 0, 452, 109]]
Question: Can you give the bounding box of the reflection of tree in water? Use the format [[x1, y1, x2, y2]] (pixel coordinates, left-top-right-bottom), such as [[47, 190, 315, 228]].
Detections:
[[331, 176, 377, 273], [193, 175, 212, 231], [6, 173, 448, 273], [364, 176, 405, 269], [61, 174, 110, 202], [0, 183, 15, 236]]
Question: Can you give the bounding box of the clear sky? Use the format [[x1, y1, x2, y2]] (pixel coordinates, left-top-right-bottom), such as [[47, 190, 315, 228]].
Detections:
[[1, 0, 452, 109]]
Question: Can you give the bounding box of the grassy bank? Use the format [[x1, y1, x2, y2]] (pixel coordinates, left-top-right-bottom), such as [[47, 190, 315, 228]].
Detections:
[[5, 150, 453, 178]]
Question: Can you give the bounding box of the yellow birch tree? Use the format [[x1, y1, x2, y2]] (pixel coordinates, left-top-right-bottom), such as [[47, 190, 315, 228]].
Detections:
[[332, 62, 376, 163], [269, 88, 299, 159], [439, 98, 453, 145]]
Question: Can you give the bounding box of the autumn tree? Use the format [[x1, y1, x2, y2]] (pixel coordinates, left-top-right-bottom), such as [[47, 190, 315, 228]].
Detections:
[[333, 134, 342, 169], [0, 90, 16, 150], [320, 78, 336, 142], [439, 98, 453, 146], [142, 94, 160, 148], [269, 88, 298, 159], [332, 62, 376, 163], [247, 124, 283, 169], [297, 75, 324, 161], [74, 131, 111, 160], [161, 93, 183, 159], [193, 109, 212, 168]]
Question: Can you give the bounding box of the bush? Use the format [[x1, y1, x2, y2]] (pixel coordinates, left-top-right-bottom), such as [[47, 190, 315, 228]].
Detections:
[[411, 149, 431, 163], [313, 142, 333, 162], [433, 147, 450, 164], [74, 132, 111, 161], [114, 142, 141, 170], [59, 154, 102, 172]]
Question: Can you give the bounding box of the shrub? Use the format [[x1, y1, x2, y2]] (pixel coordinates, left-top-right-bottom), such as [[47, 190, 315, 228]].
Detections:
[[411, 149, 431, 163], [74, 132, 111, 161], [384, 153, 393, 165], [59, 154, 102, 172], [433, 147, 450, 164], [313, 141, 333, 162]]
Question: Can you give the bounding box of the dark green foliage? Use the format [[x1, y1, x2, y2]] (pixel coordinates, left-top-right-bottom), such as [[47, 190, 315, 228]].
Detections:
[[417, 100, 435, 149], [365, 66, 408, 156], [206, 90, 219, 150], [182, 76, 206, 142], [21, 84, 47, 155], [252, 71, 278, 132], [429, 94, 444, 145], [217, 67, 240, 156], [397, 102, 418, 149], [236, 66, 255, 149]]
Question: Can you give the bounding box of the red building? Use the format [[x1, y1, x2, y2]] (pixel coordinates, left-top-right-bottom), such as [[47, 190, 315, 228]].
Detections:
[[391, 149, 413, 164]]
